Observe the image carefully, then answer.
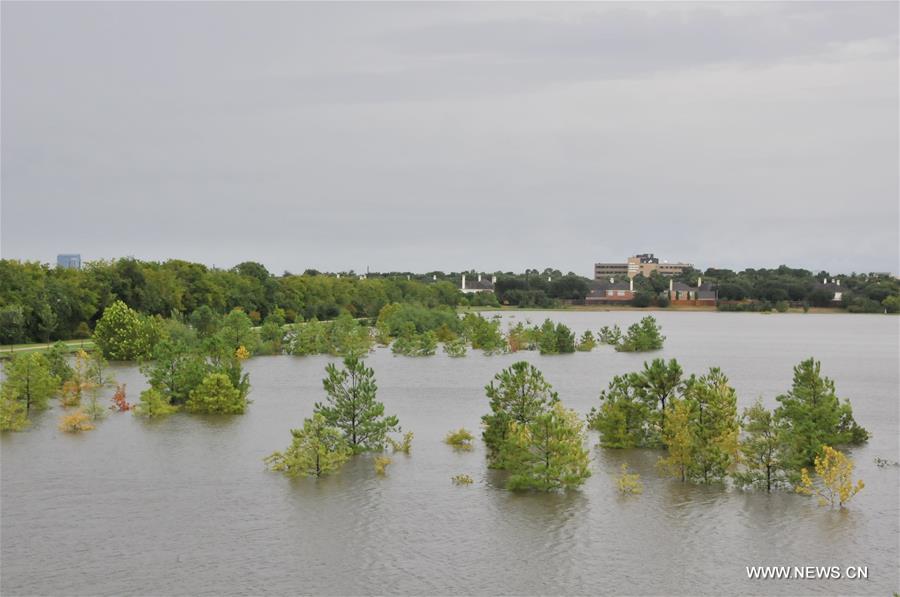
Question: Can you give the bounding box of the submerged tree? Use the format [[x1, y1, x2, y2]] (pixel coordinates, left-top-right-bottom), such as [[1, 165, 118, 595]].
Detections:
[[588, 375, 655, 448], [185, 372, 248, 414], [732, 399, 788, 491], [658, 399, 694, 483], [481, 361, 559, 466], [315, 356, 399, 453], [133, 388, 178, 418], [617, 316, 665, 352], [0, 387, 29, 431], [796, 445, 864, 509], [775, 358, 868, 470], [265, 413, 351, 478], [2, 352, 59, 413], [502, 402, 591, 492], [682, 368, 739, 483]]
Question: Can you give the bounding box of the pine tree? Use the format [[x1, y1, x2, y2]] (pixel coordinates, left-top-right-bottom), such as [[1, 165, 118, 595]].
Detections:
[[481, 361, 558, 465], [502, 402, 591, 492], [588, 375, 654, 448], [683, 368, 739, 483], [775, 358, 868, 470], [315, 356, 399, 453], [265, 413, 351, 478], [658, 398, 694, 482], [733, 399, 787, 491]]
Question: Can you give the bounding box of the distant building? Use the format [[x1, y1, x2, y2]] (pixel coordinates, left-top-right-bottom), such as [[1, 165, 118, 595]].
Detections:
[[585, 277, 635, 304], [57, 254, 81, 269], [460, 273, 496, 294], [665, 277, 717, 306], [819, 278, 844, 303], [595, 253, 693, 279]]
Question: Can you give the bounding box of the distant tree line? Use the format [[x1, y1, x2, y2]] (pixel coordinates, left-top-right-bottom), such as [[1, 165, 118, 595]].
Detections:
[[0, 258, 471, 344], [2, 258, 897, 344]]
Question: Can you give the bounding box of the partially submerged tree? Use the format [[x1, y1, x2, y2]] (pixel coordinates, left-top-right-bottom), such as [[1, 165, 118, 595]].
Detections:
[[0, 387, 29, 431], [796, 445, 864, 508], [2, 352, 59, 413], [481, 361, 559, 465], [775, 358, 868, 470], [502, 402, 591, 492], [732, 399, 788, 491], [265, 413, 351, 478], [315, 356, 399, 453], [616, 316, 665, 352], [185, 372, 248, 414], [133, 388, 178, 418]]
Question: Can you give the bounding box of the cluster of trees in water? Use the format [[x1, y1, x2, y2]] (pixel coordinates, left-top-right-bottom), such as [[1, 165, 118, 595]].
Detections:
[[1, 295, 870, 507], [3, 257, 897, 345], [0, 297, 666, 433], [588, 357, 869, 500]]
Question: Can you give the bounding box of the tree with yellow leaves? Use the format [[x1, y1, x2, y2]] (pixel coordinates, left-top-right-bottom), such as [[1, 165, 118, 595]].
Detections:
[[796, 445, 864, 508]]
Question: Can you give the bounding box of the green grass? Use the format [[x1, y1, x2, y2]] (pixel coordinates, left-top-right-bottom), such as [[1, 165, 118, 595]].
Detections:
[[0, 339, 95, 359]]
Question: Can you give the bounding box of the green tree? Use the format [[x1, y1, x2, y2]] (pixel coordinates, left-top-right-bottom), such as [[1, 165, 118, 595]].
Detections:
[[775, 358, 868, 470], [588, 375, 654, 448], [481, 361, 559, 465], [502, 402, 591, 491], [658, 398, 694, 482], [265, 413, 352, 478], [732, 399, 788, 491], [0, 387, 29, 431], [575, 330, 596, 352], [133, 387, 178, 418], [141, 340, 210, 405], [92, 300, 160, 360], [682, 368, 739, 483], [315, 356, 399, 453], [216, 308, 259, 354], [2, 352, 59, 412], [45, 341, 75, 382], [189, 305, 221, 337], [631, 358, 683, 434], [617, 316, 665, 352], [185, 372, 248, 414]]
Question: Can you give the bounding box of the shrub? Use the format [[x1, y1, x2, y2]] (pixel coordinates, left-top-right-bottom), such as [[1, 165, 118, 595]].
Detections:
[[387, 431, 414, 454], [374, 456, 391, 476], [615, 463, 643, 495], [444, 428, 475, 451], [452, 474, 474, 485], [58, 410, 94, 433]]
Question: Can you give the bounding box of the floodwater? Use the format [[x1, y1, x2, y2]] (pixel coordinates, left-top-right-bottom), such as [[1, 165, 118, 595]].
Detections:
[[2, 312, 898, 596]]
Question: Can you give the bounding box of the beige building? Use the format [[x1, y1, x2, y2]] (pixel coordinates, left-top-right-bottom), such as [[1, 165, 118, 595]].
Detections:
[[594, 253, 693, 279]]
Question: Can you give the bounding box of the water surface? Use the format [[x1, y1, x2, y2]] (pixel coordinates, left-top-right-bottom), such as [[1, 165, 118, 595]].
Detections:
[[2, 312, 898, 595]]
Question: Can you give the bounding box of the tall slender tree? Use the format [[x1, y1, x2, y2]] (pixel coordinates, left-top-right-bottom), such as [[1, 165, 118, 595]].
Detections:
[[315, 356, 399, 453]]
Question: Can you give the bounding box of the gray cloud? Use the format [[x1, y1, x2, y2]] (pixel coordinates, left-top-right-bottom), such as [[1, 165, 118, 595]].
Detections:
[[2, 2, 897, 275]]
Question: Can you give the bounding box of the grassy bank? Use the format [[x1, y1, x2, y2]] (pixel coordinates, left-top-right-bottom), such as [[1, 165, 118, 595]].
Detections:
[[0, 339, 95, 359]]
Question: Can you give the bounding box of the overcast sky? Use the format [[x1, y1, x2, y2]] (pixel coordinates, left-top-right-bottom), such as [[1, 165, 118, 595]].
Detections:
[[2, 2, 898, 276]]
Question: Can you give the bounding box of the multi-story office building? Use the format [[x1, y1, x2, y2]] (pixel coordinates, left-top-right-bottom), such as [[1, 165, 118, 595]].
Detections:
[[594, 253, 692, 279], [57, 254, 82, 269]]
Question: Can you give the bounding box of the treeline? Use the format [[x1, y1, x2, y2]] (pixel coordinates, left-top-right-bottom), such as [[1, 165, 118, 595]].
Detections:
[[0, 258, 480, 344]]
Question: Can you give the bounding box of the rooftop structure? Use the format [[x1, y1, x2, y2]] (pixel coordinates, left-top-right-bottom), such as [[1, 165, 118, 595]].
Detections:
[[460, 273, 496, 294]]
